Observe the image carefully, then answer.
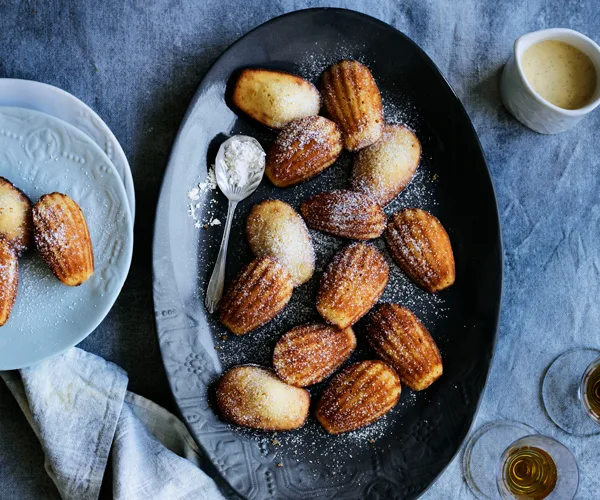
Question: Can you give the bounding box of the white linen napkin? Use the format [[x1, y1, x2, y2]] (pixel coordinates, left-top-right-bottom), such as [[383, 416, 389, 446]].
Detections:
[[0, 348, 225, 500]]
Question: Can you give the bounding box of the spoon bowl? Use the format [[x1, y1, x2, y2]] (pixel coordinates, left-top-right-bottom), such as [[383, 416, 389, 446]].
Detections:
[[214, 135, 265, 200]]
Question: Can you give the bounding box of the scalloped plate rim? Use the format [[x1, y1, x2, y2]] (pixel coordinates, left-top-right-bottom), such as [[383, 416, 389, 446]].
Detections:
[[0, 78, 135, 217]]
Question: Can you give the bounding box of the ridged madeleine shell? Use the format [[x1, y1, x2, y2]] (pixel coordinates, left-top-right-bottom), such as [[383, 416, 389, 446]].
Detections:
[[368, 304, 442, 390], [0, 176, 33, 255], [321, 60, 383, 151], [300, 190, 386, 240], [266, 116, 343, 187], [219, 256, 294, 335], [216, 365, 310, 431], [351, 124, 421, 206], [385, 208, 455, 293], [315, 360, 401, 434], [232, 68, 321, 129], [33, 193, 94, 286], [246, 200, 315, 286], [273, 323, 357, 387], [0, 236, 18, 326], [317, 242, 389, 329]]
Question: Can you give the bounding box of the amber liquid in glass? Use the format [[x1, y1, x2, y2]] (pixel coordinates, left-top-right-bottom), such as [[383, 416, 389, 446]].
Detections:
[[502, 446, 557, 499], [583, 363, 600, 418]]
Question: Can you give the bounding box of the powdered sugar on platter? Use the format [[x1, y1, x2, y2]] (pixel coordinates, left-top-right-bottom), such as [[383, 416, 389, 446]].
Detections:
[[187, 167, 221, 228], [184, 50, 453, 465]]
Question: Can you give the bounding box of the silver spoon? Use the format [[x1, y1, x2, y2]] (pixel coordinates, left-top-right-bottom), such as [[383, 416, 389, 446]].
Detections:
[[205, 135, 265, 313]]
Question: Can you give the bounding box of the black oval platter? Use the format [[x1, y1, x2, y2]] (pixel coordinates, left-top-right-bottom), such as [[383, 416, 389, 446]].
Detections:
[[152, 7, 502, 500]]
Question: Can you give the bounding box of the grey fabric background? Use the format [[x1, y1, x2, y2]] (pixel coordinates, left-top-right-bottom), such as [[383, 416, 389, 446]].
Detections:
[[1, 0, 599, 498]]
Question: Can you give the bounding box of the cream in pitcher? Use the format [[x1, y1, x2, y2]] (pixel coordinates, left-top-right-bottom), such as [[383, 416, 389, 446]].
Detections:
[[521, 40, 597, 110]]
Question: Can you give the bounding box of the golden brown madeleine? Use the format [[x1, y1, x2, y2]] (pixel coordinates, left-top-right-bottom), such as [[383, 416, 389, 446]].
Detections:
[[315, 360, 401, 434], [232, 68, 321, 129], [385, 208, 455, 293], [0, 176, 33, 255], [273, 323, 357, 387], [321, 60, 384, 151], [216, 365, 310, 431], [0, 237, 18, 326], [317, 242, 389, 329], [33, 193, 94, 286], [265, 116, 343, 187], [367, 304, 442, 390], [351, 124, 421, 206], [246, 200, 315, 286], [219, 256, 294, 335], [300, 190, 386, 240]]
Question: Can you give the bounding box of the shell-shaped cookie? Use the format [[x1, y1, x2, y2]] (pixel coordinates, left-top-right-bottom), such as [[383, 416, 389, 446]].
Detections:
[[385, 208, 455, 293], [219, 256, 294, 335], [315, 360, 401, 434], [351, 124, 421, 206], [216, 365, 310, 431], [300, 190, 386, 240], [0, 176, 33, 255], [246, 200, 315, 286], [33, 193, 94, 286], [273, 323, 357, 387], [321, 60, 383, 151], [0, 237, 18, 326], [317, 242, 389, 329], [265, 116, 343, 187], [232, 68, 321, 129], [367, 304, 442, 390]]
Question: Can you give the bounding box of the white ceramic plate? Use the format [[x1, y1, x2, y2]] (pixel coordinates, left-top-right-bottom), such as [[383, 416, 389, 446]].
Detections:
[[0, 78, 135, 216], [0, 107, 133, 369]]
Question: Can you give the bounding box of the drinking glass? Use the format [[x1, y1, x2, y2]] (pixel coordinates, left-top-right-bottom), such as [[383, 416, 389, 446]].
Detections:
[[541, 347, 600, 436], [463, 421, 579, 499]]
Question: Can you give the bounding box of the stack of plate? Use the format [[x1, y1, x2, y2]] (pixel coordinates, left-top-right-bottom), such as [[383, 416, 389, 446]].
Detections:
[[0, 80, 134, 369]]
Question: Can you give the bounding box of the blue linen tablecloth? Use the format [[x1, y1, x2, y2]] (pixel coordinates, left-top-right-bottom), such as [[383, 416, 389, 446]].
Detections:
[[0, 0, 599, 498]]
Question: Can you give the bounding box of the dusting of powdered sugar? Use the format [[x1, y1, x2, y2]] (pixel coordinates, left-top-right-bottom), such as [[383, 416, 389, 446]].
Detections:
[[188, 167, 221, 229], [186, 49, 454, 468], [188, 166, 217, 199], [297, 44, 369, 83], [220, 138, 265, 189]]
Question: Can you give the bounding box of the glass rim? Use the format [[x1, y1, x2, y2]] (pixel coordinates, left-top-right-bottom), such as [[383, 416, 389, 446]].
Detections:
[[496, 434, 580, 500], [542, 347, 600, 435]]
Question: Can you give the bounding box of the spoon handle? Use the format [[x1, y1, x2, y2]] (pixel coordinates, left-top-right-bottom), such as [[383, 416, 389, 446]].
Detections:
[[205, 199, 238, 314]]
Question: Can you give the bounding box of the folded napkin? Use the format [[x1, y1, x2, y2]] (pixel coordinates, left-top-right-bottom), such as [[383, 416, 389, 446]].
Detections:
[[0, 348, 226, 500]]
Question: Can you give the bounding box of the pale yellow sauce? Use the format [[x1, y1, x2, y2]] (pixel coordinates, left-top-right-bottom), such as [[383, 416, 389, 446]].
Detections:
[[522, 40, 597, 110]]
